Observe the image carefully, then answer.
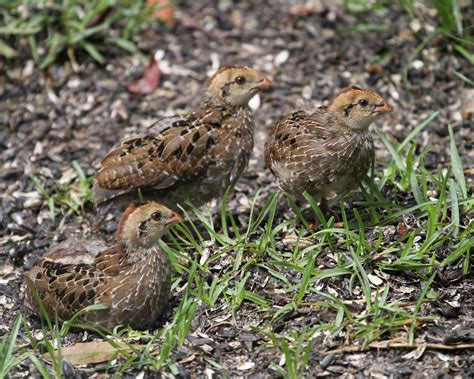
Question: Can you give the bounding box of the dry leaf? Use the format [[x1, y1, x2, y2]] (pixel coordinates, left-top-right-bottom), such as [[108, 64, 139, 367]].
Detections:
[[128, 56, 161, 95], [282, 234, 313, 250], [402, 344, 426, 360], [43, 341, 138, 365], [368, 274, 384, 286]]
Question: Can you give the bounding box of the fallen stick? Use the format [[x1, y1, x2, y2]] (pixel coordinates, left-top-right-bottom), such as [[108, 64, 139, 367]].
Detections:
[[323, 340, 474, 355]]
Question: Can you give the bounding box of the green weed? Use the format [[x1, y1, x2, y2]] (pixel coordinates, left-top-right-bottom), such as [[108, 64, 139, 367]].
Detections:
[[0, 0, 158, 66]]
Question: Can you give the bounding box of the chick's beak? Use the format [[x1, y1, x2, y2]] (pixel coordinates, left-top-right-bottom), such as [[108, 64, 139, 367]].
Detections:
[[374, 101, 394, 114], [166, 212, 183, 225], [252, 76, 273, 90]]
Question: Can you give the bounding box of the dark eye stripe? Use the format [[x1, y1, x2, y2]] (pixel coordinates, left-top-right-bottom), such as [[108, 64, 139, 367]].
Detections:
[[138, 219, 147, 237], [344, 103, 354, 117]]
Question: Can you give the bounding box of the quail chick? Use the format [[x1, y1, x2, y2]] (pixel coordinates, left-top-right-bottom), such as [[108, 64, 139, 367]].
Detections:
[[264, 86, 393, 213], [93, 65, 272, 209], [25, 202, 182, 329]]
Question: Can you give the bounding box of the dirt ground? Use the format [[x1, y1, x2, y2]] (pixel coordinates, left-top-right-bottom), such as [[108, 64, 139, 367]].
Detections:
[[1, 0, 473, 377]]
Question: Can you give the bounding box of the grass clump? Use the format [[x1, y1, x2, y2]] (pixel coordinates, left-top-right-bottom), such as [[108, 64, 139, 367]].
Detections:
[[31, 161, 94, 225], [0, 0, 155, 67], [0, 316, 25, 378]]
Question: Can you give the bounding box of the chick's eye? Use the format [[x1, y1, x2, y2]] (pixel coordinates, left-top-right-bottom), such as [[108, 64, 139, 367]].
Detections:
[[235, 76, 246, 85], [358, 99, 369, 107], [151, 212, 161, 221]]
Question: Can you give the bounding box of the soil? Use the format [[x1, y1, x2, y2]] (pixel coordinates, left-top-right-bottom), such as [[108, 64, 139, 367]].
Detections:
[[1, 0, 473, 377]]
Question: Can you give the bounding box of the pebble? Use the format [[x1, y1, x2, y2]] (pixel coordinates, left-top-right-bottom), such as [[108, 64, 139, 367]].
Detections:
[[237, 360, 255, 371], [302, 85, 313, 100], [228, 341, 241, 349], [23, 198, 42, 208], [274, 50, 289, 67], [199, 248, 211, 265], [460, 88, 474, 120], [199, 344, 214, 353], [389, 86, 400, 101], [0, 264, 13, 276], [24, 255, 40, 271], [390, 74, 402, 87], [368, 273, 384, 286], [409, 18, 422, 33], [33, 239, 49, 248], [0, 284, 14, 298], [96, 79, 119, 92], [320, 353, 335, 369], [47, 88, 60, 104], [33, 141, 44, 156], [67, 77, 81, 89], [11, 212, 24, 226], [411, 60, 424, 70], [22, 60, 35, 77], [209, 52, 220, 72], [61, 360, 76, 378], [327, 11, 336, 21]]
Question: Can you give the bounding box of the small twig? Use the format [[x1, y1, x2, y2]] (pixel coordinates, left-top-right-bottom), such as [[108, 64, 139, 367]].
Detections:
[[323, 340, 474, 355], [67, 47, 80, 73], [204, 320, 233, 334]]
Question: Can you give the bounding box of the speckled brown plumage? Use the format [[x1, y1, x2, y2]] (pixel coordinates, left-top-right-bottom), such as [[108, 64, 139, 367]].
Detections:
[[24, 202, 183, 329], [93, 65, 272, 209], [265, 86, 393, 210]]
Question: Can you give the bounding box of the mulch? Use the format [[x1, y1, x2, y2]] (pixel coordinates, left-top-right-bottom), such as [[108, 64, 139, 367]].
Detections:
[[1, 0, 472, 377]]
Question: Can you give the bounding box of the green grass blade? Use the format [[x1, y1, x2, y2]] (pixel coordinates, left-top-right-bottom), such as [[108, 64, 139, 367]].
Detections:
[[398, 111, 439, 151], [81, 41, 105, 64], [0, 315, 23, 377], [449, 179, 460, 238], [448, 125, 467, 199], [296, 252, 315, 304], [376, 131, 406, 171]]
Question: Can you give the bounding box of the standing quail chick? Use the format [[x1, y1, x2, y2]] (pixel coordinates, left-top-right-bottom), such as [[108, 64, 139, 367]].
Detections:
[[25, 202, 182, 329], [93, 65, 272, 209], [264, 86, 393, 212]]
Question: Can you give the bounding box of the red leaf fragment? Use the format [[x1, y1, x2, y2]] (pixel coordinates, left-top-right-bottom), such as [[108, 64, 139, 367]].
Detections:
[[146, 0, 176, 24], [127, 57, 161, 95]]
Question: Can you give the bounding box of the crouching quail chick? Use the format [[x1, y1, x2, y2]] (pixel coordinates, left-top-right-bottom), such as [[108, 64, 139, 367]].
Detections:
[[25, 202, 182, 329], [93, 65, 272, 210], [264, 86, 393, 213]]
